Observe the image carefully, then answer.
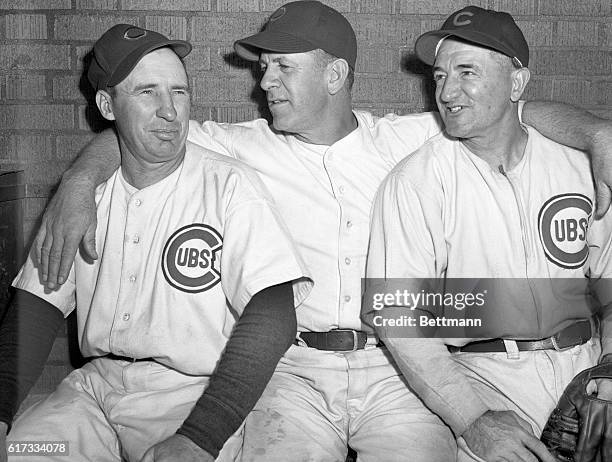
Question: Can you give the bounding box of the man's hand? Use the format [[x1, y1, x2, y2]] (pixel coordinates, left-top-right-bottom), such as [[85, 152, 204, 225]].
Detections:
[[463, 410, 556, 462], [591, 124, 612, 218], [140, 434, 215, 462], [1, 422, 8, 462], [34, 175, 98, 289]]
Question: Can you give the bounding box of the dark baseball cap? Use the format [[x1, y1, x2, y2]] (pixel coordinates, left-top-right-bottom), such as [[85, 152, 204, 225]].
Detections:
[[88, 24, 192, 91], [415, 6, 529, 67], [234, 0, 357, 69]]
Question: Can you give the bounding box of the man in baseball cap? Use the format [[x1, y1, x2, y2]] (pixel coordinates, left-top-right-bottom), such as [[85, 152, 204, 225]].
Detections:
[[1, 23, 312, 462], [366, 6, 612, 462]]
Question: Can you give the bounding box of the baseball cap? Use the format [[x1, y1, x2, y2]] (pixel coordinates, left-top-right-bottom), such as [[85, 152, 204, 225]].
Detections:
[[234, 0, 357, 69], [88, 24, 192, 91], [415, 6, 529, 67]]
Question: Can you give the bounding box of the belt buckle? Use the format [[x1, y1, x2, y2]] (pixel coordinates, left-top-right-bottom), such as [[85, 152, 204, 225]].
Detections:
[[351, 330, 359, 351], [334, 329, 359, 351], [550, 333, 573, 352]]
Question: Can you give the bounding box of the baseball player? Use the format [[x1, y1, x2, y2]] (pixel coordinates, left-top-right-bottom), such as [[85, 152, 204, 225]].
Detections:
[[27, 2, 612, 461], [0, 24, 311, 462], [365, 6, 612, 462]]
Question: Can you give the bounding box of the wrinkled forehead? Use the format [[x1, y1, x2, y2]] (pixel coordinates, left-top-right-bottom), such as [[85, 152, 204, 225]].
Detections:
[[435, 37, 494, 60], [434, 37, 510, 71], [259, 50, 315, 63], [117, 48, 188, 87]]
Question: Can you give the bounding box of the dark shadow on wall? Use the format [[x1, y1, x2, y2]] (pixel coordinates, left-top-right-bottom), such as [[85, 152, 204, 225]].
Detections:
[[223, 51, 272, 123], [80, 50, 115, 133], [402, 52, 437, 113]]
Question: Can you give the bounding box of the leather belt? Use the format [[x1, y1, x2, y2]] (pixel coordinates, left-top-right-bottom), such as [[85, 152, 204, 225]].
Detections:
[[448, 319, 592, 354], [105, 353, 154, 363], [296, 329, 375, 351]]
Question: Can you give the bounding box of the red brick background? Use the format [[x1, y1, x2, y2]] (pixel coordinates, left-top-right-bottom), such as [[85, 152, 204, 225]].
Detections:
[[1, 0, 611, 399]]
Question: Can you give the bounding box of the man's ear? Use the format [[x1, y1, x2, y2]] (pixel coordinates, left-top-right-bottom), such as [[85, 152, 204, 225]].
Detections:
[[327, 58, 350, 95], [510, 67, 530, 102], [95, 90, 116, 121]]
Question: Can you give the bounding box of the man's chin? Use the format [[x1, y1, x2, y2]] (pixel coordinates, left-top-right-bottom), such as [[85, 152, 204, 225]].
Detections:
[[443, 123, 469, 139], [271, 118, 290, 133]]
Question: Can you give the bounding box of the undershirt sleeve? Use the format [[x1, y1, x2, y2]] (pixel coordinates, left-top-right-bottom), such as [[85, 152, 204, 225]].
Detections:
[[0, 289, 64, 432], [176, 281, 296, 457]]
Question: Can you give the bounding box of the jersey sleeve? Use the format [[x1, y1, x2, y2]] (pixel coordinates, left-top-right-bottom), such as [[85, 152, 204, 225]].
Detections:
[[376, 112, 444, 166], [365, 166, 488, 436], [12, 251, 76, 318], [219, 169, 312, 313], [187, 120, 236, 159], [366, 170, 441, 280]]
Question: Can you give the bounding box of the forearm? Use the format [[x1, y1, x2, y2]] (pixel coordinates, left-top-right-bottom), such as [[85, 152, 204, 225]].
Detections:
[[380, 329, 488, 437], [64, 128, 121, 187], [177, 282, 296, 457], [0, 290, 63, 430], [522, 101, 610, 152]]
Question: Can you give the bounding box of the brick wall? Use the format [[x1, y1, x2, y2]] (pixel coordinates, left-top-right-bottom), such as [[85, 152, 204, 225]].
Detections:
[[0, 0, 611, 399], [1, 0, 611, 246]]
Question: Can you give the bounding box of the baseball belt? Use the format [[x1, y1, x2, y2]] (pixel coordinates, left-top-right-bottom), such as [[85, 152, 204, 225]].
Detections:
[[448, 319, 592, 354], [296, 329, 379, 351], [105, 353, 155, 363]]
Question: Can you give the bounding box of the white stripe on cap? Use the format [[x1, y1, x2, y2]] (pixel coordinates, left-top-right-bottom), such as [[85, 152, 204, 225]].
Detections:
[[434, 35, 450, 59]]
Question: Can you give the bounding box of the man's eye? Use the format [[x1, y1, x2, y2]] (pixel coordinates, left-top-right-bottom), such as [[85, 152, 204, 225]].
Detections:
[[433, 74, 446, 82], [141, 89, 154, 95]]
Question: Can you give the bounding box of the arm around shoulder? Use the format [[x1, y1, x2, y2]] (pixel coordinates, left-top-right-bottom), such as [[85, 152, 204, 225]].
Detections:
[[522, 101, 612, 217], [35, 127, 122, 289]]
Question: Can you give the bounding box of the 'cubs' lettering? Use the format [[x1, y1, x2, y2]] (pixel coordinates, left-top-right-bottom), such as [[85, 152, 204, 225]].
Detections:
[[554, 218, 588, 242], [176, 248, 213, 269]]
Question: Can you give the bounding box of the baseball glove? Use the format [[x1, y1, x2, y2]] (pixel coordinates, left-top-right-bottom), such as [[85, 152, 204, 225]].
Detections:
[[541, 361, 612, 462]]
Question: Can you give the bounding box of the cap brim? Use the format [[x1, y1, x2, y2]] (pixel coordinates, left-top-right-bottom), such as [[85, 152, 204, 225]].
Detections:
[[415, 29, 516, 66], [107, 39, 192, 87], [234, 30, 317, 62]]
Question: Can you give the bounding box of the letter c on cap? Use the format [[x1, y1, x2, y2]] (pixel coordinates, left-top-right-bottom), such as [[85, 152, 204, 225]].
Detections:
[[124, 27, 147, 40], [269, 7, 286, 22], [453, 11, 474, 27]]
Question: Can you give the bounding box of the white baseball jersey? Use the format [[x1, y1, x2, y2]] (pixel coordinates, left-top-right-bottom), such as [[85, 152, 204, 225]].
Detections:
[[367, 126, 612, 339], [14, 142, 312, 376], [187, 110, 443, 332]]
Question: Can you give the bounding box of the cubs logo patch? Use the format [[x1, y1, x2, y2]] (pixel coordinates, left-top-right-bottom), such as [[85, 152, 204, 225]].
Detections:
[[538, 193, 592, 269], [162, 224, 222, 293]]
